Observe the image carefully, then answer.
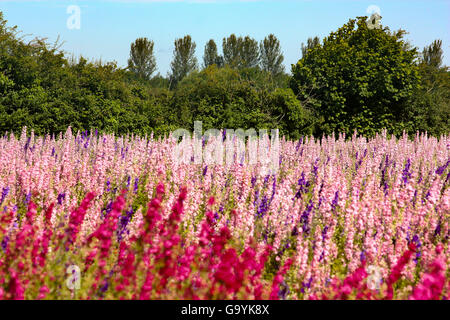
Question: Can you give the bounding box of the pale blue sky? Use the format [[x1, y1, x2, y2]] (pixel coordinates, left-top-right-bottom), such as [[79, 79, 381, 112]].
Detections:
[[0, 0, 448, 75]]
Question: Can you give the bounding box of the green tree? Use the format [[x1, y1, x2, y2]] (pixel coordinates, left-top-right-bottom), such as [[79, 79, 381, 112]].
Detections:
[[240, 36, 260, 69], [422, 39, 443, 68], [260, 34, 285, 76], [301, 36, 321, 58], [405, 39, 449, 136], [222, 34, 242, 68], [169, 35, 198, 88], [290, 16, 421, 136], [127, 37, 157, 80], [203, 39, 223, 69]]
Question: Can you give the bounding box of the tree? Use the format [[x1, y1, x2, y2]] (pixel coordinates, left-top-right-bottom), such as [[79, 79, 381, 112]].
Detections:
[[169, 35, 198, 88], [240, 36, 260, 69], [422, 39, 443, 68], [405, 39, 449, 136], [222, 34, 242, 68], [301, 36, 320, 58], [203, 39, 223, 69], [291, 16, 421, 136], [260, 34, 285, 75], [127, 37, 157, 80]]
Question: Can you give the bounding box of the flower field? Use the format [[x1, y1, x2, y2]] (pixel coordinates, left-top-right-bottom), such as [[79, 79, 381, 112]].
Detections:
[[0, 127, 448, 300]]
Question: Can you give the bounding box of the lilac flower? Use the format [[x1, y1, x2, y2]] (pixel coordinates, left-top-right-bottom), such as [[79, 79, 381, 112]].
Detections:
[[312, 158, 319, 178], [251, 176, 256, 188], [263, 175, 270, 186], [331, 191, 339, 211], [434, 220, 441, 237], [100, 280, 109, 293], [278, 281, 290, 300], [411, 235, 422, 263], [253, 190, 259, 207], [360, 250, 366, 262], [25, 192, 31, 204], [106, 180, 111, 192], [435, 159, 450, 175], [102, 201, 113, 219], [256, 195, 269, 219], [402, 158, 412, 184], [117, 207, 133, 242], [294, 172, 310, 200], [300, 200, 314, 234], [0, 187, 9, 206], [24, 136, 31, 151], [1, 235, 9, 252], [319, 250, 324, 262], [203, 166, 208, 176], [322, 226, 329, 242], [57, 193, 66, 205], [134, 178, 139, 194]]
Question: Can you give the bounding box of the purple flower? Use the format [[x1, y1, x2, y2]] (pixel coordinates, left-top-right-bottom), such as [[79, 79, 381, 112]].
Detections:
[[331, 191, 339, 211], [0, 187, 9, 205], [100, 281, 109, 293], [251, 176, 256, 188], [300, 200, 314, 235], [1, 235, 9, 252], [360, 250, 366, 262], [117, 207, 133, 242], [256, 195, 269, 218], [57, 193, 66, 205], [435, 159, 450, 175], [434, 220, 441, 237], [277, 281, 290, 300], [401, 158, 412, 184], [411, 235, 422, 263], [322, 226, 328, 242], [25, 192, 31, 204], [294, 172, 310, 200], [312, 158, 319, 178], [203, 166, 208, 176], [134, 178, 139, 194], [102, 201, 113, 219], [24, 137, 31, 151]]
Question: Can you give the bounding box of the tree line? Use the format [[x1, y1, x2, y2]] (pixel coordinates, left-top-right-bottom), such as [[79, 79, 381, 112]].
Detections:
[[0, 12, 448, 139], [128, 33, 286, 89]]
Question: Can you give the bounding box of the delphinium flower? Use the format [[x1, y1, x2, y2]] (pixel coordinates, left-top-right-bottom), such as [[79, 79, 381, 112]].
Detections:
[[89, 192, 126, 265], [385, 243, 416, 300], [410, 244, 447, 300], [401, 158, 412, 185], [66, 192, 96, 247], [269, 258, 293, 300], [0, 187, 9, 206], [435, 159, 450, 176]]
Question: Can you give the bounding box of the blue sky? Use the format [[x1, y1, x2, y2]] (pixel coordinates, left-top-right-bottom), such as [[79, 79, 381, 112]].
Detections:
[[0, 0, 448, 75]]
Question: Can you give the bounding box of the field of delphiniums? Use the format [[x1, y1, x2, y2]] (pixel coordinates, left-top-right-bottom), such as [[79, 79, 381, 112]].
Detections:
[[0, 127, 448, 300]]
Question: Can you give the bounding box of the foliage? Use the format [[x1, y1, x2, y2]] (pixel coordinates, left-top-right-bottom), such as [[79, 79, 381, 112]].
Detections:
[[291, 17, 422, 137], [127, 37, 157, 80]]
